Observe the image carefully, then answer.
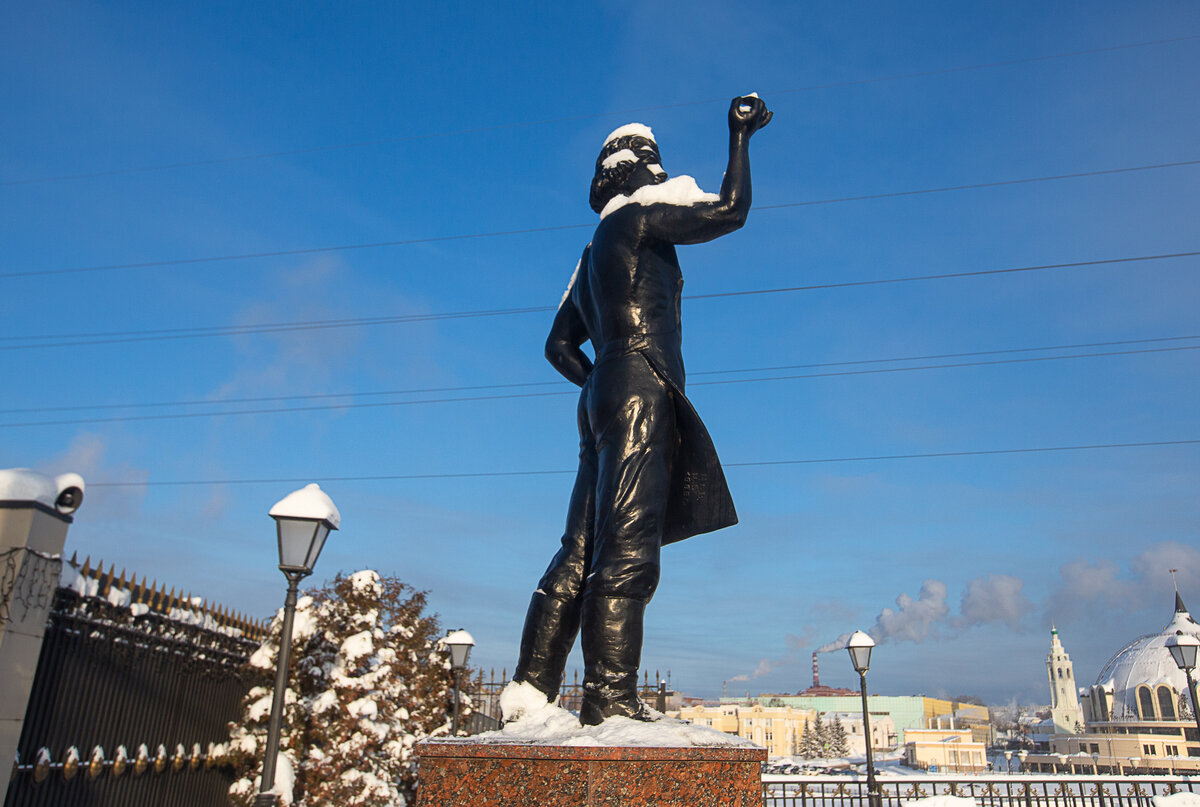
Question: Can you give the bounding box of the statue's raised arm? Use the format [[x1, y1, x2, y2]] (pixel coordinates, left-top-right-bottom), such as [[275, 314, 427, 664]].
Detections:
[[637, 94, 772, 245]]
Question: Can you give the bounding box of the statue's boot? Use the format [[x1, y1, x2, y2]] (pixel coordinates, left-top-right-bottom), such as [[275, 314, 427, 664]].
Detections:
[[512, 590, 582, 703], [579, 595, 656, 725]]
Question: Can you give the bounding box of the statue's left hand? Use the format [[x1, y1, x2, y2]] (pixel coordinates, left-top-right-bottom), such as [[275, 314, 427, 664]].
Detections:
[[729, 95, 772, 135]]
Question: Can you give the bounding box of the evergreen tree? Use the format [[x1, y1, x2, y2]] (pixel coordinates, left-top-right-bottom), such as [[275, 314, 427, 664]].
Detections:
[[798, 718, 820, 759], [226, 570, 467, 807], [830, 715, 850, 757], [1181, 692, 1193, 721], [813, 712, 830, 758]]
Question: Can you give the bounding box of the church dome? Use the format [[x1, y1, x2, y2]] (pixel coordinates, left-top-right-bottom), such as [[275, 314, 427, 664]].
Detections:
[[1092, 593, 1200, 721]]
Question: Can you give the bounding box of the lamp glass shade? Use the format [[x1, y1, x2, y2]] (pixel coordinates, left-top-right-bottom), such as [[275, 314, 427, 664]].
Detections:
[[275, 517, 330, 573], [848, 644, 871, 673], [1167, 633, 1200, 671], [846, 630, 875, 673], [443, 629, 474, 669]]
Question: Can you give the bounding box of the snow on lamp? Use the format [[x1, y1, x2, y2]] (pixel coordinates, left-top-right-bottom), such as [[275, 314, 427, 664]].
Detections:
[[268, 483, 340, 575]]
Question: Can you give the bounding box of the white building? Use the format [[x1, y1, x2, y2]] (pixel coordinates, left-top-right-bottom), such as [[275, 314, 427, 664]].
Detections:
[[826, 711, 896, 757], [1046, 625, 1084, 734]]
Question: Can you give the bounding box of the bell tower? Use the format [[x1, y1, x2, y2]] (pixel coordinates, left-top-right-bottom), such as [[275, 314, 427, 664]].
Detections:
[[1046, 625, 1083, 734]]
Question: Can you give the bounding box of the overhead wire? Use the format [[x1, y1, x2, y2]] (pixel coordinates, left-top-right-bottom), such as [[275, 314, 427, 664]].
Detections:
[[2, 334, 1196, 416], [3, 33, 1196, 187], [84, 439, 1200, 488], [3, 341, 1196, 429], [1, 249, 1197, 351], [4, 160, 1198, 281]]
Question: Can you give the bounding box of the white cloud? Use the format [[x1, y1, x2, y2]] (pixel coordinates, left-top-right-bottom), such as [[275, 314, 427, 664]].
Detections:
[[958, 574, 1032, 630], [870, 579, 949, 644], [38, 434, 148, 520]]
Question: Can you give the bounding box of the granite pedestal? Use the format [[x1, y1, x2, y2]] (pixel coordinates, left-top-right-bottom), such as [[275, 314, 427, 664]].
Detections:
[[416, 740, 765, 806]]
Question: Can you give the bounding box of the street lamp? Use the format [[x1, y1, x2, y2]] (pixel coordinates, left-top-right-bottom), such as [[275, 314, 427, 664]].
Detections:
[[1091, 751, 1100, 775], [1004, 750, 1013, 773], [255, 484, 340, 807], [1017, 749, 1028, 774], [847, 631, 879, 807], [442, 629, 474, 735], [1165, 632, 1200, 742]]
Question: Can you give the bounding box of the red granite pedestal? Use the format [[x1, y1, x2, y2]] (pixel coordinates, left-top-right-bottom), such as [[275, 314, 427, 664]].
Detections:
[[416, 740, 765, 806]]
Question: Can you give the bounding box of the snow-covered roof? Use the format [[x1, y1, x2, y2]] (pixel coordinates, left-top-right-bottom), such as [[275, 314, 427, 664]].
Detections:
[[1087, 595, 1200, 716], [0, 468, 84, 509], [268, 483, 340, 529]]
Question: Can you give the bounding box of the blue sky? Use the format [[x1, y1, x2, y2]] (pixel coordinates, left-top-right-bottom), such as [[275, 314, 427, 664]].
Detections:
[[2, 1, 1198, 704]]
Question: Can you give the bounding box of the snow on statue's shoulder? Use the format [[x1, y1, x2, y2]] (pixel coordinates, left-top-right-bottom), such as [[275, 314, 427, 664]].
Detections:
[[436, 680, 758, 749], [599, 175, 719, 220]]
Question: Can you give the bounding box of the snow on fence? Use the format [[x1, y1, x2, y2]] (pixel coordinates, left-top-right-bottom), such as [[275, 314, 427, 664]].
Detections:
[[761, 775, 1200, 807], [3, 556, 263, 807]]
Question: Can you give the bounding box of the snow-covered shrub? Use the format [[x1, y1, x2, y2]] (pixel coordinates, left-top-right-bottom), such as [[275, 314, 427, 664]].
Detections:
[[227, 570, 467, 807]]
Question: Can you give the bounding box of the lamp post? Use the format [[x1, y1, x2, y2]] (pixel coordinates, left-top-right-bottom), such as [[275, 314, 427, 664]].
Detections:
[[1165, 632, 1200, 742], [1004, 750, 1013, 773], [1091, 751, 1100, 775], [254, 484, 339, 807], [442, 629, 474, 735], [1017, 749, 1028, 774], [1128, 756, 1140, 776], [847, 631, 879, 807]]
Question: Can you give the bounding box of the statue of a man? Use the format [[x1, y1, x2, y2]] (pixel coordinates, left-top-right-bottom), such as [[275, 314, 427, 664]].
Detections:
[[509, 95, 772, 725]]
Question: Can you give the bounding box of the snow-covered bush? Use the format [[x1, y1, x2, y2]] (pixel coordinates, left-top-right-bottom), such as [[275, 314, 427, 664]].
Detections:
[[227, 570, 467, 806]]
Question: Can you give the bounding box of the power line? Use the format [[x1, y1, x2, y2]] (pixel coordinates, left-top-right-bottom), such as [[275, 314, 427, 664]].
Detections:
[[3, 334, 1195, 415], [4, 34, 1196, 187], [4, 342, 1195, 429], [3, 159, 1197, 281], [83, 438, 1200, 488], [3, 249, 1197, 350]]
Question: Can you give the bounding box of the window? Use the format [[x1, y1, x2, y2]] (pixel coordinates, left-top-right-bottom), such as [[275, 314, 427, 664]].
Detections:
[[1097, 690, 1109, 721], [1166, 745, 1179, 756], [1143, 744, 1158, 756], [1158, 687, 1177, 720], [1139, 686, 1158, 720], [1090, 744, 1099, 754]]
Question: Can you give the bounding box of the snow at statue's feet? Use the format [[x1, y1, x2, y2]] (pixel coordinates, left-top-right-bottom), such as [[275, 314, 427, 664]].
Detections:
[[459, 680, 760, 748]]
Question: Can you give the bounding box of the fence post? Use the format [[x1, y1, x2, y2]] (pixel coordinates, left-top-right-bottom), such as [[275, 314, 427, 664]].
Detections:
[[0, 469, 81, 798]]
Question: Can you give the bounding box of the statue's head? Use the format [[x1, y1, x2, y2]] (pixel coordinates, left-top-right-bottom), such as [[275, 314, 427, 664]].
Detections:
[[589, 123, 668, 214]]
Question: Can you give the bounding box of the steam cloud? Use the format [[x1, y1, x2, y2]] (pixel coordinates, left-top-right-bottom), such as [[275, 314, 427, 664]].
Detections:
[[814, 576, 1030, 652]]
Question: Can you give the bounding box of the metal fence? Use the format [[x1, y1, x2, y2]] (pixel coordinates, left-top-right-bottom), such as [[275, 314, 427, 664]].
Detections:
[[4, 586, 261, 807], [463, 667, 672, 731], [762, 776, 1199, 807]]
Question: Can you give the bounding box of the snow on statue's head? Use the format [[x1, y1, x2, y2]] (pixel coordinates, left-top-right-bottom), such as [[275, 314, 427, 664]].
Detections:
[[589, 123, 668, 214]]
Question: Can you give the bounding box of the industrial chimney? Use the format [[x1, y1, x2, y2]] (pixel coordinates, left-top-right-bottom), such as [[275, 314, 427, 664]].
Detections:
[[812, 652, 820, 689]]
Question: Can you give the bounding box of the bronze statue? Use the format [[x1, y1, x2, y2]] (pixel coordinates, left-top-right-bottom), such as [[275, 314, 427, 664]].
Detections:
[[509, 95, 772, 725]]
